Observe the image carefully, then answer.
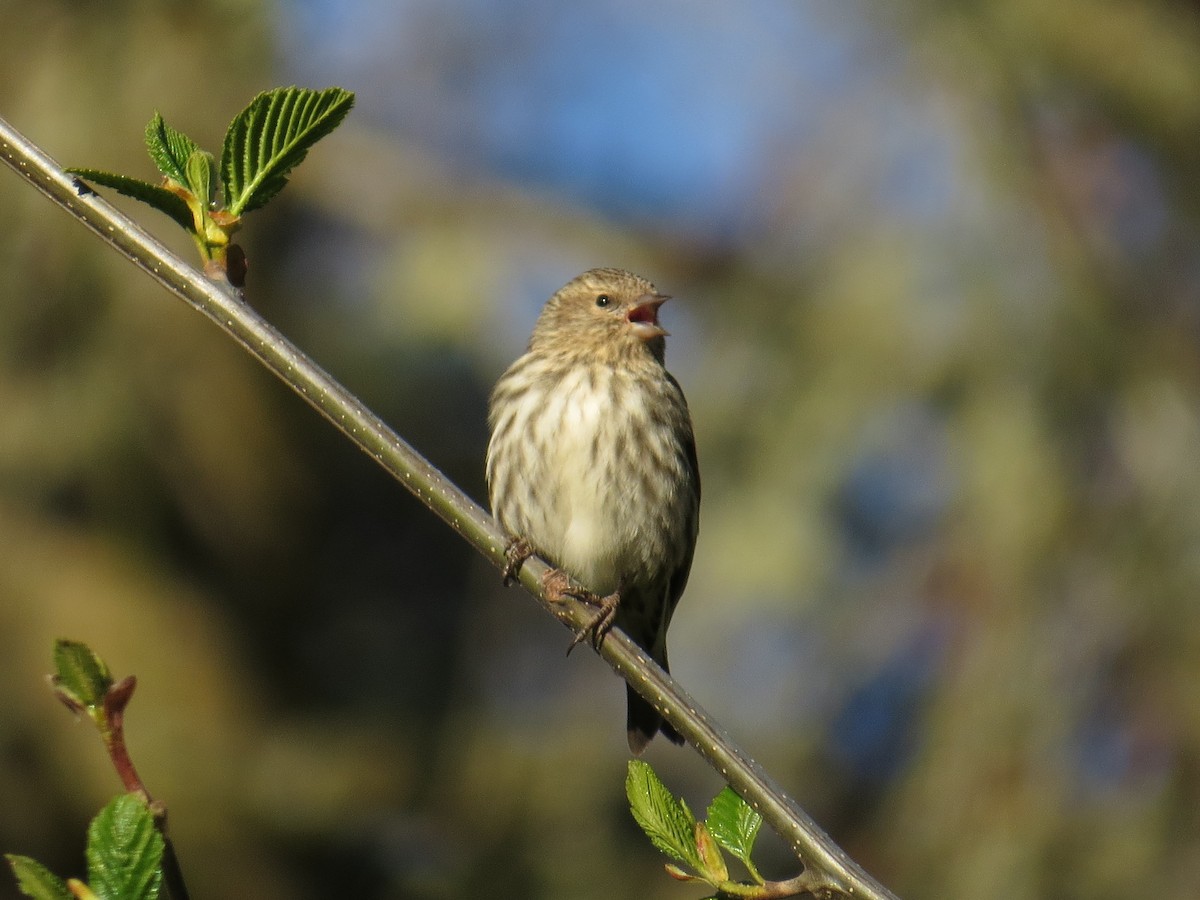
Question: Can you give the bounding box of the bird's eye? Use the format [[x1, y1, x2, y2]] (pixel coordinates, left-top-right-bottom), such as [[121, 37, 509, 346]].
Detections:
[[595, 294, 611, 308]]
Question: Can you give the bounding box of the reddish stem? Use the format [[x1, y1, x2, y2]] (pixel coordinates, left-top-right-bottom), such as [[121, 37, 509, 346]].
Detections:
[[100, 676, 149, 798]]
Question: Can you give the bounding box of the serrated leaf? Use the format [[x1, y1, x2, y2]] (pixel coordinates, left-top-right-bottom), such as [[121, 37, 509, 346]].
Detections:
[[144, 113, 199, 186], [222, 86, 354, 216], [705, 787, 763, 874], [6, 855, 72, 900], [85, 796, 163, 900], [626, 760, 704, 870], [51, 640, 113, 715], [65, 169, 194, 232]]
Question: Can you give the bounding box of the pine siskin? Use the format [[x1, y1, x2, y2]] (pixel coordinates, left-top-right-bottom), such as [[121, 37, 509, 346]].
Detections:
[[486, 268, 700, 753]]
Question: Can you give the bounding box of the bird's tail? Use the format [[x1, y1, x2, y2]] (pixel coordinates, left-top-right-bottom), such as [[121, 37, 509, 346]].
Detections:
[[627, 683, 684, 754]]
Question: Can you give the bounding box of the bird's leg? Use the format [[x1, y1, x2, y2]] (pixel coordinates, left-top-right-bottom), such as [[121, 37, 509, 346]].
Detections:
[[501, 536, 535, 586], [540, 570, 621, 654]]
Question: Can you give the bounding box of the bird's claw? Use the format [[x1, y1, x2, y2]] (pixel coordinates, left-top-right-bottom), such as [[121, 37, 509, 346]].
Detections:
[[568, 592, 619, 654], [540, 568, 621, 654], [501, 537, 535, 586]]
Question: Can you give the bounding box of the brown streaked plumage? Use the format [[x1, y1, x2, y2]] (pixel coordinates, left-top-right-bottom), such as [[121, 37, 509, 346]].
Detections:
[[486, 268, 700, 753]]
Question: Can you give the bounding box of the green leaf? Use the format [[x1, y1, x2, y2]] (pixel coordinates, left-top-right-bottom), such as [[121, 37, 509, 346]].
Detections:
[[144, 113, 199, 186], [51, 640, 113, 715], [185, 150, 219, 210], [65, 169, 194, 232], [626, 760, 704, 871], [705, 787, 763, 879], [6, 855, 72, 900], [85, 796, 163, 900], [222, 86, 354, 216]]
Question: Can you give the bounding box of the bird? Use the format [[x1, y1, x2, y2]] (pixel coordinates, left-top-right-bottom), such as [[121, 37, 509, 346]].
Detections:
[[486, 267, 700, 753]]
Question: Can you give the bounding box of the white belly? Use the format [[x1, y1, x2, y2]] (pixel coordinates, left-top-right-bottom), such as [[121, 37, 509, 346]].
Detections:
[[543, 368, 632, 592], [488, 358, 691, 595]]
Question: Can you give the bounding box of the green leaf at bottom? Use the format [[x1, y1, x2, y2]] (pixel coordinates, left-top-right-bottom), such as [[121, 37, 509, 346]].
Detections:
[[85, 796, 163, 900], [626, 760, 704, 871], [706, 786, 763, 875], [6, 855, 72, 900]]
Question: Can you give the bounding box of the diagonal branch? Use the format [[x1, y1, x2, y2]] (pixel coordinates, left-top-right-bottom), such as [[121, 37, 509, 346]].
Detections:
[[0, 114, 899, 900]]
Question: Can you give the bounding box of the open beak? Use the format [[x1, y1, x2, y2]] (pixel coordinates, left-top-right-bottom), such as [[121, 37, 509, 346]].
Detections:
[[627, 293, 670, 341]]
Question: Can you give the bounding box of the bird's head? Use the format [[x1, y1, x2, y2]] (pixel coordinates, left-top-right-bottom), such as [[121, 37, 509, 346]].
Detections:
[[530, 268, 671, 364]]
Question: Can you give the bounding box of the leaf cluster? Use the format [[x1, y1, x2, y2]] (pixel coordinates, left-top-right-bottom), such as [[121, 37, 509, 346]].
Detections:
[[627, 760, 780, 898], [8, 797, 164, 900], [67, 86, 353, 282]]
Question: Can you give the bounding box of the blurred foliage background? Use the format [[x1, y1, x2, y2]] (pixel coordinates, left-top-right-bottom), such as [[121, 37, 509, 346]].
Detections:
[[3, 1, 1200, 898]]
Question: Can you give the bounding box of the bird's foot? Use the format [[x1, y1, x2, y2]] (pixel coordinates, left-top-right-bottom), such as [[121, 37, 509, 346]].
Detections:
[[569, 590, 620, 654], [501, 537, 535, 586], [541, 567, 575, 599], [540, 570, 621, 654]]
